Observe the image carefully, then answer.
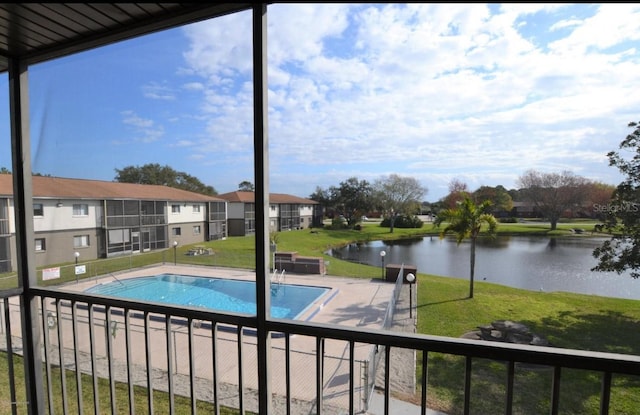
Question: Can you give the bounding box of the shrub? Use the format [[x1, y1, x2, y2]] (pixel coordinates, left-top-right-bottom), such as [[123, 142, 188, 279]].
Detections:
[[380, 215, 424, 229], [330, 216, 348, 229]]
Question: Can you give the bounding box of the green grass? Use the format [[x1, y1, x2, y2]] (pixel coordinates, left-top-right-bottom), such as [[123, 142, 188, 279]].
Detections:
[[416, 273, 640, 413], [494, 221, 601, 236], [0, 352, 251, 414]]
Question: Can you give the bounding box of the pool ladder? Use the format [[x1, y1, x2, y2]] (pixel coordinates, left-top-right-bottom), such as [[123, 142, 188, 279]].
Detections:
[[271, 269, 286, 290]]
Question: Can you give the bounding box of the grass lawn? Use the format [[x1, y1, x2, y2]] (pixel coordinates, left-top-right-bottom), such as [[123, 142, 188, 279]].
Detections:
[[0, 352, 250, 414], [419, 273, 640, 414]]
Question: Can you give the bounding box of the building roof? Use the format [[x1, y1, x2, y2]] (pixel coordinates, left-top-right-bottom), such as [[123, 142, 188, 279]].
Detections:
[[0, 174, 224, 202], [217, 191, 318, 205]]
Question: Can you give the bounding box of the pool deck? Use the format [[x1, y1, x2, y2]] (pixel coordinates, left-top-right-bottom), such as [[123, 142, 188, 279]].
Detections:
[[34, 264, 400, 414]]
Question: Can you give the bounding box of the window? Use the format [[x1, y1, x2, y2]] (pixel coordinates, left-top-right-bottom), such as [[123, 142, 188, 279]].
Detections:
[[74, 235, 90, 248], [172, 227, 181, 236], [35, 238, 46, 251], [34, 203, 43, 217], [73, 203, 89, 216], [192, 205, 200, 213], [209, 201, 226, 221], [193, 225, 201, 235], [171, 204, 180, 213]]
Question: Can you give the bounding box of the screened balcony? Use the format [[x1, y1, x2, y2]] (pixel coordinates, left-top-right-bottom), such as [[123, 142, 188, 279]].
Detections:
[[1, 3, 639, 415]]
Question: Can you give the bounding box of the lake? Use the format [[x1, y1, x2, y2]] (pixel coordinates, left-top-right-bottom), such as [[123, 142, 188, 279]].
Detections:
[[329, 236, 640, 300]]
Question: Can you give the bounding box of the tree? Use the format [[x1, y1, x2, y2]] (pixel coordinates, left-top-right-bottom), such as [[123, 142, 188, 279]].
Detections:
[[114, 163, 217, 196], [434, 196, 498, 298], [238, 181, 254, 192], [593, 121, 640, 278], [0, 168, 55, 176], [309, 186, 333, 216], [582, 181, 615, 219], [473, 185, 513, 215], [331, 177, 373, 227], [441, 178, 470, 209], [517, 169, 590, 230], [373, 174, 427, 233]]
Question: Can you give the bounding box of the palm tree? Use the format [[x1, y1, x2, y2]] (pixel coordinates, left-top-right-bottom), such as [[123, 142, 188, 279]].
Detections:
[[434, 196, 498, 298]]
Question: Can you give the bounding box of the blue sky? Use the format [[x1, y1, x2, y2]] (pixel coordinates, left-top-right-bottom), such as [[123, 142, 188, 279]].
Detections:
[[2, 3, 639, 201]]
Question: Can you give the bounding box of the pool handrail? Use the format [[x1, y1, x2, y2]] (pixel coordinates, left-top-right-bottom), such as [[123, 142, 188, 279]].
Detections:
[[110, 273, 125, 286]]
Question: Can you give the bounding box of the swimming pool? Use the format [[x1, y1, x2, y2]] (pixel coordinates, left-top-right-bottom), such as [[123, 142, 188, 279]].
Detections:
[[85, 273, 332, 320]]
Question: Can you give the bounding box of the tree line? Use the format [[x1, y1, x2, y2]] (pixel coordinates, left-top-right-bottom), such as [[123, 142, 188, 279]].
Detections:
[[311, 171, 616, 231], [0, 162, 615, 233], [309, 174, 428, 232]]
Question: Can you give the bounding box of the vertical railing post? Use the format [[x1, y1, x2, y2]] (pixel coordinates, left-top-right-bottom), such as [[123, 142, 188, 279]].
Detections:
[[362, 360, 369, 410], [316, 337, 324, 414], [3, 298, 18, 415], [551, 366, 562, 415], [252, 3, 272, 415], [600, 372, 612, 415], [9, 56, 45, 415], [464, 356, 472, 414]]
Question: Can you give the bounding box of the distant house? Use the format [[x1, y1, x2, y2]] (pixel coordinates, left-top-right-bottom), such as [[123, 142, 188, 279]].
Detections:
[[0, 175, 227, 271], [217, 191, 322, 236], [510, 201, 536, 218]]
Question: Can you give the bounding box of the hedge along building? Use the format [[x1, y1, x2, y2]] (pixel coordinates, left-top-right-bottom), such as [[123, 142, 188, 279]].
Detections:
[[0, 174, 227, 271], [218, 190, 323, 236]]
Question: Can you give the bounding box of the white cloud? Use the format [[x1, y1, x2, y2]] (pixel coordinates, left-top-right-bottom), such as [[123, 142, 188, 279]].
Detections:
[[142, 82, 175, 100], [121, 110, 164, 143], [121, 111, 153, 128], [182, 11, 253, 84], [175, 3, 639, 199], [268, 4, 352, 64], [549, 4, 640, 53], [183, 82, 205, 91], [173, 139, 196, 147]]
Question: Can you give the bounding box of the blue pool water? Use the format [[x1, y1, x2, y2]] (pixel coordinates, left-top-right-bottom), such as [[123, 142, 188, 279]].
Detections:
[[85, 273, 330, 319]]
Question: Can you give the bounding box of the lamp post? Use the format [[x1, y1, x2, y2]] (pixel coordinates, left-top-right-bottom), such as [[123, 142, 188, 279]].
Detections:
[[74, 251, 80, 283], [173, 241, 178, 265], [380, 250, 386, 280], [406, 273, 416, 318]]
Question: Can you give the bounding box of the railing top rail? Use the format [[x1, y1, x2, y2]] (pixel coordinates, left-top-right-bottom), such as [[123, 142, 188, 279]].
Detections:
[[267, 318, 640, 376], [30, 286, 254, 327], [0, 286, 23, 299]]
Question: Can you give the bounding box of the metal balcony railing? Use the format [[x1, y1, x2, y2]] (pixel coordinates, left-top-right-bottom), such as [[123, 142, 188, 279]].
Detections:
[[2, 284, 640, 415]]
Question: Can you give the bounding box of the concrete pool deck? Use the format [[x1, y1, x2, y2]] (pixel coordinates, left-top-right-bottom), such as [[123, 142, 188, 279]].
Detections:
[[30, 264, 411, 414], [73, 264, 395, 328]]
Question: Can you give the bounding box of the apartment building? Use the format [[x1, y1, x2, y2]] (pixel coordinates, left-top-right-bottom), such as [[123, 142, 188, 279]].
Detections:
[[217, 191, 323, 236], [0, 174, 227, 271]]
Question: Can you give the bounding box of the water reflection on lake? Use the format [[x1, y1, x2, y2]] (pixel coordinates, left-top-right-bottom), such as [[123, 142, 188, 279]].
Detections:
[[329, 236, 640, 300]]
